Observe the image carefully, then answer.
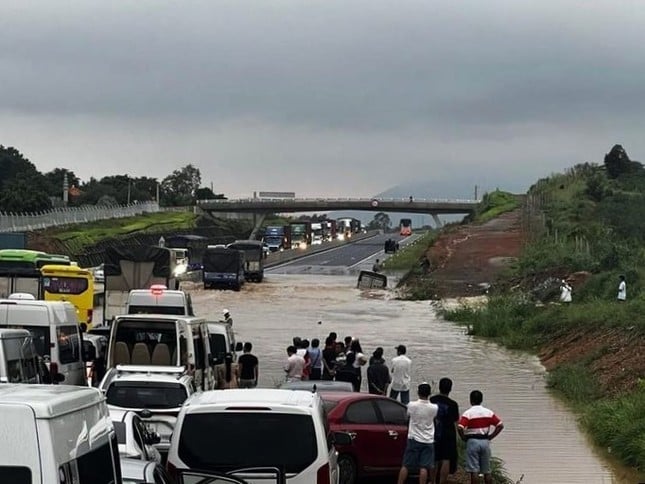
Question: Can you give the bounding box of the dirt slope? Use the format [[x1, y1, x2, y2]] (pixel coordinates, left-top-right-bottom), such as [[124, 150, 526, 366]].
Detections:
[[425, 210, 523, 298]]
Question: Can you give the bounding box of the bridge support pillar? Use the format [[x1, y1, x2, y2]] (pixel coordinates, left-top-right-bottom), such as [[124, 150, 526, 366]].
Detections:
[[249, 213, 266, 240], [431, 214, 443, 228]]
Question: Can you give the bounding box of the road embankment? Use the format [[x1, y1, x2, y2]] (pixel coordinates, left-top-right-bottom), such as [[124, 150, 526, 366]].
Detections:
[[411, 209, 645, 479]]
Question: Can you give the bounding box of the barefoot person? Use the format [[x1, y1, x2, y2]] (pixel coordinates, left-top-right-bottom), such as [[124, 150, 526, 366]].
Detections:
[[458, 390, 504, 484], [396, 383, 438, 484]]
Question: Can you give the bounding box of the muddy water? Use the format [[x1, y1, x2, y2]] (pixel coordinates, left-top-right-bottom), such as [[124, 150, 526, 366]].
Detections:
[[187, 274, 627, 484]]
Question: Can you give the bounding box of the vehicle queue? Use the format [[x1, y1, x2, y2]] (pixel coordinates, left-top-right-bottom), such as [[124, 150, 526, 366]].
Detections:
[[0, 241, 425, 484]]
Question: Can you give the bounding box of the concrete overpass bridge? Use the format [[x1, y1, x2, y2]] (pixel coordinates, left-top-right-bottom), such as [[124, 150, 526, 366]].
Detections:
[[197, 197, 479, 234]]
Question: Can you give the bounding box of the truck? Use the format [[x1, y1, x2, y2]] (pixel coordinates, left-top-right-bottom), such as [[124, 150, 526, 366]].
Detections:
[[102, 245, 177, 323], [202, 247, 245, 290], [263, 225, 291, 252], [226, 240, 265, 282], [322, 219, 337, 241], [289, 221, 312, 249], [311, 222, 324, 245], [336, 217, 361, 240]]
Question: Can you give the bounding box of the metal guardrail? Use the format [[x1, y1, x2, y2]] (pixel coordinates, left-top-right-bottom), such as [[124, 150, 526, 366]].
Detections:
[[0, 201, 160, 233]]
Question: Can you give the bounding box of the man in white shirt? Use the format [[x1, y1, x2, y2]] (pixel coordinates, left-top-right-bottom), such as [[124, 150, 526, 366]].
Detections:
[[617, 275, 626, 302], [390, 344, 412, 404], [284, 345, 305, 382], [397, 383, 438, 484]]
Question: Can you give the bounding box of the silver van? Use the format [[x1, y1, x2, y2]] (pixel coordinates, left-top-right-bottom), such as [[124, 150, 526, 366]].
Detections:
[[0, 299, 88, 386]]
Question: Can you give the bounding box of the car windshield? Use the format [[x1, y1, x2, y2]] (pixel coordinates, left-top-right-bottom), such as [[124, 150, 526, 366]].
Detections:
[[107, 382, 188, 409], [178, 413, 317, 474]]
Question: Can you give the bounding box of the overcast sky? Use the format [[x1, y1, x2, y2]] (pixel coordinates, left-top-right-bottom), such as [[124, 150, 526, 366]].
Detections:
[[1, 1, 644, 199]]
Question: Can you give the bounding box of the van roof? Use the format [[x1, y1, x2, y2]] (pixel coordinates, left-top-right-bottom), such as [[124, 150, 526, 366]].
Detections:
[[0, 299, 75, 310], [185, 389, 318, 409], [0, 384, 105, 418], [115, 314, 204, 324]]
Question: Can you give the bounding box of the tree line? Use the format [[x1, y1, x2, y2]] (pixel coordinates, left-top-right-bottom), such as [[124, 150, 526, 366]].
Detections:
[[0, 145, 225, 213]]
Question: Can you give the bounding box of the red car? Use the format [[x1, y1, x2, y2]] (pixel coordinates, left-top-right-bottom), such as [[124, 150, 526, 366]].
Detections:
[[322, 392, 409, 484]]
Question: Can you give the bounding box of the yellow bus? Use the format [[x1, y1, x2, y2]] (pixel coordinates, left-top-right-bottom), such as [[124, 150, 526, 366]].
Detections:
[[40, 265, 95, 328]]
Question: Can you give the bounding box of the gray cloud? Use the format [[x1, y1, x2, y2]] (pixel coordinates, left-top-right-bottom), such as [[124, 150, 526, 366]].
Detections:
[[1, 1, 645, 196]]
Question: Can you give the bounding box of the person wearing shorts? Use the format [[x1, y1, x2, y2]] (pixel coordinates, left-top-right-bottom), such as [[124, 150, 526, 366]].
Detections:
[[397, 383, 438, 484], [458, 390, 504, 484]]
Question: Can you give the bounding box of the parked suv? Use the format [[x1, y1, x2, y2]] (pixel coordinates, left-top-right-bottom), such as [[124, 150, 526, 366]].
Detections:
[[167, 389, 352, 483]]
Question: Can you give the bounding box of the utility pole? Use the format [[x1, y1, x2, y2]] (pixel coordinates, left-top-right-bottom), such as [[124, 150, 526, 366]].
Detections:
[[156, 182, 160, 203], [474, 185, 478, 201], [127, 178, 131, 205]]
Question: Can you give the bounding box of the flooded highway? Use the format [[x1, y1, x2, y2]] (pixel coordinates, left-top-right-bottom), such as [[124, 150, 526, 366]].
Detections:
[[187, 273, 628, 484]]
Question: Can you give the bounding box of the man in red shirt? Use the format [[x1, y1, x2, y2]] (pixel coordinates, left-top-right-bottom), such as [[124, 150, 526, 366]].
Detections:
[[457, 390, 504, 484]]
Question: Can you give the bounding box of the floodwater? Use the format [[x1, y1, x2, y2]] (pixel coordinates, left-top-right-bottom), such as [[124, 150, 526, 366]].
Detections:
[[186, 273, 635, 484]]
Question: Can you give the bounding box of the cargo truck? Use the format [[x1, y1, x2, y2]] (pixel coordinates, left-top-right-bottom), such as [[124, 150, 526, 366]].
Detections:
[[263, 225, 291, 252], [322, 220, 337, 241], [202, 247, 245, 290], [226, 240, 265, 282], [311, 223, 324, 245], [103, 246, 177, 323], [289, 221, 312, 249]]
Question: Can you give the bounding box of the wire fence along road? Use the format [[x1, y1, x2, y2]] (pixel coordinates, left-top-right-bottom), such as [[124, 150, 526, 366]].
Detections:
[[0, 201, 160, 233]]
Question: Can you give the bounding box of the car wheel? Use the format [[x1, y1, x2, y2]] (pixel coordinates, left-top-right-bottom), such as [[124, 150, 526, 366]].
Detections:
[[338, 454, 357, 484]]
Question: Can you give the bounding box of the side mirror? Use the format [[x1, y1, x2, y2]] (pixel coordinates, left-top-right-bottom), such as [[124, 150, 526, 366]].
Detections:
[[208, 355, 215, 366], [54, 373, 66, 383], [235, 342, 243, 352], [332, 431, 353, 446]]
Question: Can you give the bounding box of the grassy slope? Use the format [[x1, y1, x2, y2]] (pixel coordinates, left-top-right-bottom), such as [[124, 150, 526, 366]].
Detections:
[[441, 166, 645, 475], [50, 211, 198, 248]]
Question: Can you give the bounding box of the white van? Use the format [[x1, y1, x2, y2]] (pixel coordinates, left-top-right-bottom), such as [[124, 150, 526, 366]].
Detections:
[[0, 299, 87, 386], [0, 328, 41, 384], [0, 384, 122, 484], [107, 314, 214, 391], [125, 285, 194, 316], [167, 389, 349, 484]]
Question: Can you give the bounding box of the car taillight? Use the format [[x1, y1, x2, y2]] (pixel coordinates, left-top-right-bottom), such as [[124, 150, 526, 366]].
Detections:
[[317, 463, 331, 484], [88, 309, 93, 323], [50, 362, 59, 384]]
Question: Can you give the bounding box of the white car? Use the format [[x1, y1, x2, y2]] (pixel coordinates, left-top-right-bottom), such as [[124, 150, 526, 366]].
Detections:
[[167, 389, 352, 484], [103, 366, 195, 457], [110, 408, 162, 464]]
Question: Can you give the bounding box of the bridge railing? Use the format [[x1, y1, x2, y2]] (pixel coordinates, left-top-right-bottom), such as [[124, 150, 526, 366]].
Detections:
[[197, 197, 479, 204]]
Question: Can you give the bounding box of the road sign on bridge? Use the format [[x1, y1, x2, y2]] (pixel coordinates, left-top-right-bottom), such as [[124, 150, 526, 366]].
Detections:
[[256, 191, 296, 199]]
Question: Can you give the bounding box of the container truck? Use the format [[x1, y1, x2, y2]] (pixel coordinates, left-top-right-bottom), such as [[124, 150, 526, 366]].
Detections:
[[226, 240, 265, 282]]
